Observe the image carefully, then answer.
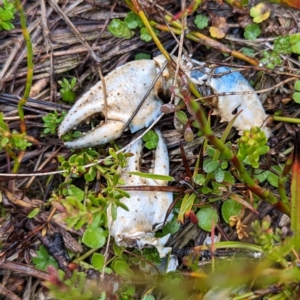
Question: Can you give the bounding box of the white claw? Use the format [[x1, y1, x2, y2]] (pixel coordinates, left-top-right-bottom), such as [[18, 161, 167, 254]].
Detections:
[[187, 61, 271, 138], [58, 57, 169, 148], [107, 129, 173, 258], [59, 54, 270, 149]]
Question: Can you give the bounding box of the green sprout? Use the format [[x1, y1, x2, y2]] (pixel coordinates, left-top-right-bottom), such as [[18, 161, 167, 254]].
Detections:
[[260, 36, 291, 69], [292, 80, 300, 103], [194, 14, 209, 29], [290, 33, 300, 55], [0, 0, 16, 31], [237, 127, 269, 169], [108, 12, 158, 42], [32, 245, 58, 271], [42, 111, 66, 135], [108, 19, 134, 39], [243, 24, 261, 40], [58, 77, 77, 103], [143, 130, 158, 150]]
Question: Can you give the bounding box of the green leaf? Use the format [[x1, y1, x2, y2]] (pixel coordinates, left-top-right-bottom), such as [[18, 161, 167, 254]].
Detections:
[[260, 51, 281, 69], [223, 171, 235, 185], [143, 130, 159, 150], [28, 208, 40, 218], [254, 170, 269, 183], [124, 12, 143, 29], [140, 27, 157, 42], [241, 47, 255, 57], [71, 77, 77, 87], [108, 19, 134, 39], [214, 168, 225, 183], [244, 24, 261, 40], [184, 126, 194, 143], [175, 110, 188, 125], [32, 245, 58, 271], [290, 34, 300, 54], [203, 160, 219, 173], [61, 90, 76, 103], [2, 21, 10, 30], [206, 146, 215, 158], [257, 145, 269, 155], [0, 112, 9, 131], [267, 171, 279, 188], [111, 258, 134, 278], [194, 14, 209, 29], [113, 243, 124, 256], [84, 167, 97, 182], [196, 207, 218, 232], [110, 203, 118, 221], [220, 160, 228, 169], [295, 81, 300, 91], [1, 137, 9, 147], [82, 226, 107, 249], [91, 253, 105, 270], [274, 36, 291, 55], [162, 216, 180, 235], [201, 186, 212, 194], [135, 53, 151, 60], [67, 185, 85, 202], [222, 199, 242, 223], [293, 92, 300, 104], [250, 3, 270, 24], [129, 171, 174, 181], [193, 174, 205, 185], [178, 193, 196, 223]]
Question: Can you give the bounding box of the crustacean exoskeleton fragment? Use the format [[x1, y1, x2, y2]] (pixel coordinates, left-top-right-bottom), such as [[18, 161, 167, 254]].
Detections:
[[58, 56, 172, 148], [186, 60, 271, 138], [58, 55, 270, 149], [107, 129, 173, 257]]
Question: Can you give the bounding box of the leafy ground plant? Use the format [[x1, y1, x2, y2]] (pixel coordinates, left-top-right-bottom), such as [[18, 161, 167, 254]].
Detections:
[[58, 77, 77, 103], [0, 0, 16, 31], [3, 1, 300, 299], [293, 80, 300, 103], [108, 11, 157, 42]]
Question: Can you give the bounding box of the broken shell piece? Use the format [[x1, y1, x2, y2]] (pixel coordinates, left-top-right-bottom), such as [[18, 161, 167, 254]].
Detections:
[[188, 63, 271, 138], [58, 56, 171, 148], [59, 54, 270, 149], [107, 129, 173, 258]]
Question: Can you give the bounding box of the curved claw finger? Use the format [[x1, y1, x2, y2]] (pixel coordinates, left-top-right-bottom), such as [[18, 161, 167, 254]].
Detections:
[[63, 120, 124, 149], [58, 58, 168, 148]]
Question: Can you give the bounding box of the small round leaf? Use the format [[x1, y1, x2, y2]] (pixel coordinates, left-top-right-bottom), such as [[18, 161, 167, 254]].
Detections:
[[91, 253, 105, 270], [82, 227, 107, 249], [222, 199, 242, 223], [203, 161, 219, 173], [293, 92, 300, 104], [196, 207, 218, 231], [214, 168, 225, 183], [294, 80, 300, 91]]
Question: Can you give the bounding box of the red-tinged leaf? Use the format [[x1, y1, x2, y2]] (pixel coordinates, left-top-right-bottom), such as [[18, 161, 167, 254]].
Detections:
[[291, 131, 300, 252], [265, 0, 300, 9], [171, 0, 203, 21], [229, 193, 258, 214], [189, 210, 199, 224], [46, 266, 64, 287], [281, 0, 300, 9], [178, 193, 197, 223]]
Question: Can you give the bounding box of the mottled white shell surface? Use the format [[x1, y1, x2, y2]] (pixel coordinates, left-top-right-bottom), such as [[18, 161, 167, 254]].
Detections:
[[188, 62, 271, 138], [58, 59, 164, 148], [107, 130, 173, 257]]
